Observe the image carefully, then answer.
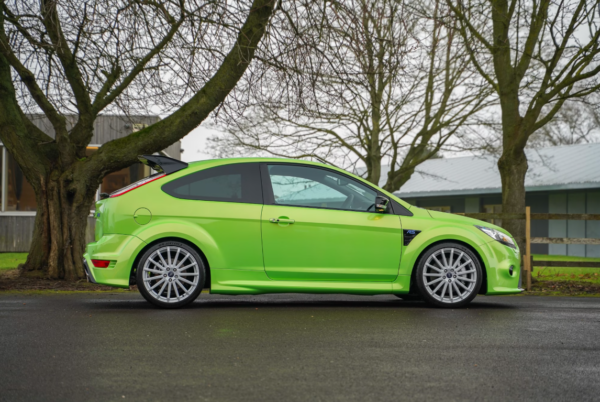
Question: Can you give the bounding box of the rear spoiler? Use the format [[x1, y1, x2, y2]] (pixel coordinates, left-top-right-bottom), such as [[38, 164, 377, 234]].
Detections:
[[138, 155, 188, 174]]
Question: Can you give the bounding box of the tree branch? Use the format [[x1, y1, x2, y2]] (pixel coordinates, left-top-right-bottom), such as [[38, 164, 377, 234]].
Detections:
[[86, 0, 276, 176], [40, 0, 92, 122]]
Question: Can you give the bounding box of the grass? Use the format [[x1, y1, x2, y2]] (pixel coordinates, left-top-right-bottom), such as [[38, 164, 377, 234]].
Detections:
[[532, 254, 600, 284], [0, 253, 27, 270]]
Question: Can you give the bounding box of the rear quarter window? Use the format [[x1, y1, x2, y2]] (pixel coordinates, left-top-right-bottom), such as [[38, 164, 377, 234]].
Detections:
[[162, 163, 263, 204]]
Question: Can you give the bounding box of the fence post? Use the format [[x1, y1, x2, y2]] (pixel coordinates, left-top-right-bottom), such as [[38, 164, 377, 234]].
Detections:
[[525, 206, 532, 291], [526, 265, 532, 291]]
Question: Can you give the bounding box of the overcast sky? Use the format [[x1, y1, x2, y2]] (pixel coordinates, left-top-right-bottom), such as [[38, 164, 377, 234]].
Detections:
[[179, 122, 473, 165], [180, 124, 222, 162]]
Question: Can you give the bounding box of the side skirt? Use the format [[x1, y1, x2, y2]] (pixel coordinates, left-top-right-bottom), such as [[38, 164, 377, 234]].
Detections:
[[210, 269, 411, 295]]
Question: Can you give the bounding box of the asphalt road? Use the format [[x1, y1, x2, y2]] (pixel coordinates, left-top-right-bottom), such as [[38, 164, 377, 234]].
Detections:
[[1, 293, 599, 402]]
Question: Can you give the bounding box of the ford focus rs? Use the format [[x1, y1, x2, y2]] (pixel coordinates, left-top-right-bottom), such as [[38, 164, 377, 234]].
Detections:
[[84, 155, 522, 308]]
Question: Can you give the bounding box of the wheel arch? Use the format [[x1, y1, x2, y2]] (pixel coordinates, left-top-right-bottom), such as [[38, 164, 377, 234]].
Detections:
[[408, 239, 488, 295], [129, 236, 212, 289]]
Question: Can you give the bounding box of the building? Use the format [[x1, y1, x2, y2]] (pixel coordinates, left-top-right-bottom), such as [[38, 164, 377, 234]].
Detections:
[[0, 115, 181, 252], [390, 143, 600, 257]]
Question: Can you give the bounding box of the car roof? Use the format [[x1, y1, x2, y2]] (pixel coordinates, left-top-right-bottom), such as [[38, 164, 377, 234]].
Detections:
[[179, 157, 414, 211], [186, 157, 365, 186], [188, 157, 327, 167], [187, 157, 349, 173]]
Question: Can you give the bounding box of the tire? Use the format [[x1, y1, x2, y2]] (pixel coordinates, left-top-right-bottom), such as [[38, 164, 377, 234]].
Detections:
[[137, 241, 206, 309], [415, 243, 482, 308]]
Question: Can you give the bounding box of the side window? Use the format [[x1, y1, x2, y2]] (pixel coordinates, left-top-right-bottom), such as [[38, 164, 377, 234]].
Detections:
[[390, 199, 412, 216], [162, 163, 262, 204], [266, 164, 377, 212]]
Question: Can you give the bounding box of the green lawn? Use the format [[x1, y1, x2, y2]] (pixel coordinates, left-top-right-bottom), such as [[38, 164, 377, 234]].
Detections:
[[0, 253, 28, 270], [532, 254, 600, 284]]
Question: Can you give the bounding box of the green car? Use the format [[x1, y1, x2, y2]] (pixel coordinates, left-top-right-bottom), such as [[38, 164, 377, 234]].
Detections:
[[84, 156, 522, 308]]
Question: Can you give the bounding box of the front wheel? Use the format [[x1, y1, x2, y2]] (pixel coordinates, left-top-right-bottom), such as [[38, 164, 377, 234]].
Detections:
[[137, 241, 206, 309], [415, 243, 482, 308]]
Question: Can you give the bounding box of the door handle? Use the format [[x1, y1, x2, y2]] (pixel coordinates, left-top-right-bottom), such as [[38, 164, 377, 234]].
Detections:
[[270, 218, 295, 224]]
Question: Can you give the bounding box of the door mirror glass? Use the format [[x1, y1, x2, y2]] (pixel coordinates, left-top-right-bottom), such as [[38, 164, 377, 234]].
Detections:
[[375, 196, 389, 213]]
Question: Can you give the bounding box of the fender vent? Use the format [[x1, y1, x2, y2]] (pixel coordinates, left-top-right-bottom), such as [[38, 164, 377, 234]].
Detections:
[[403, 229, 421, 246]]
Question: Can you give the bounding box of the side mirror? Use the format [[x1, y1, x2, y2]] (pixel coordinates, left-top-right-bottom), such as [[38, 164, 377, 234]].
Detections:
[[375, 196, 389, 213]]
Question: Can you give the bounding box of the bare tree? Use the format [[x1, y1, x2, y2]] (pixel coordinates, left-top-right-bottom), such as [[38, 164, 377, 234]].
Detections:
[[0, 0, 276, 280], [447, 0, 600, 249], [531, 98, 600, 146], [210, 0, 492, 191], [454, 96, 600, 156]]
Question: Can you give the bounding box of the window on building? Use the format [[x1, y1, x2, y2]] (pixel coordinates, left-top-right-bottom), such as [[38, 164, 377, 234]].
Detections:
[[424, 206, 451, 213], [484, 204, 502, 226], [133, 123, 149, 132], [6, 150, 37, 211], [101, 163, 145, 195], [0, 145, 149, 213], [85, 147, 145, 198]]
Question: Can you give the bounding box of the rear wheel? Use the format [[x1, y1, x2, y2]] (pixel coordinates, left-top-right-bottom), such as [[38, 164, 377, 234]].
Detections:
[[137, 241, 205, 309], [416, 243, 482, 308]]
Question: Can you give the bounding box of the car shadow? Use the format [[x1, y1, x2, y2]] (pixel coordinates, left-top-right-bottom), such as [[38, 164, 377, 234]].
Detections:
[[85, 296, 518, 311]]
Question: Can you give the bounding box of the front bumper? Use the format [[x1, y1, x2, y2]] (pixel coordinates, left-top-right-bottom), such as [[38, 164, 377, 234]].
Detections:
[[480, 239, 523, 295], [84, 234, 146, 289]]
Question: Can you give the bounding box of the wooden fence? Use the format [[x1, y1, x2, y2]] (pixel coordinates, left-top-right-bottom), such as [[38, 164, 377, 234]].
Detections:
[[456, 208, 600, 291], [0, 216, 96, 252]]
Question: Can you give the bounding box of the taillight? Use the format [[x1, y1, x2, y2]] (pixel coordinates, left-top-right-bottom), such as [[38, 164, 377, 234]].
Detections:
[[91, 259, 111, 268], [109, 173, 166, 198]]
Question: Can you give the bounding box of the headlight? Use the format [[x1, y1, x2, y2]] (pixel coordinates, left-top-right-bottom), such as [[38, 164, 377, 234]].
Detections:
[[475, 225, 516, 249]]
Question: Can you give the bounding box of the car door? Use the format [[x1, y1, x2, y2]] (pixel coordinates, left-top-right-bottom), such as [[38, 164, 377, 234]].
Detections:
[[260, 163, 403, 282], [161, 162, 264, 271]]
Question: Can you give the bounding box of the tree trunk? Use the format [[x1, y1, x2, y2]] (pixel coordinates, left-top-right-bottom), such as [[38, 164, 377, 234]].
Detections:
[[382, 165, 415, 193], [365, 158, 382, 186], [497, 147, 528, 255], [20, 171, 94, 281], [1, 0, 275, 282]]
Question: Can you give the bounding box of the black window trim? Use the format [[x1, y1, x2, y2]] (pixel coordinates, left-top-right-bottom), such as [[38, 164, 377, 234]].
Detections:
[[161, 162, 264, 205], [259, 162, 413, 216]]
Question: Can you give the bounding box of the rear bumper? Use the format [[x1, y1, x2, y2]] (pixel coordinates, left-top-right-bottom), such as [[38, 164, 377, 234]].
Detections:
[[83, 258, 97, 284], [84, 234, 146, 289]]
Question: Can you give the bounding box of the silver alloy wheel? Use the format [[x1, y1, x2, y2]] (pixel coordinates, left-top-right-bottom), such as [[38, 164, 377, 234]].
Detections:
[[142, 246, 200, 303], [422, 248, 477, 304]]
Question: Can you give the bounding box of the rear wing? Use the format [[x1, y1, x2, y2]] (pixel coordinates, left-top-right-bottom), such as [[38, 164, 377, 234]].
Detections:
[[138, 154, 188, 174]]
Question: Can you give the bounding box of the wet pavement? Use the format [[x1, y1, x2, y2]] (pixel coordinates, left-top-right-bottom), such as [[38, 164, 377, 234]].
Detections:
[[1, 292, 599, 401]]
